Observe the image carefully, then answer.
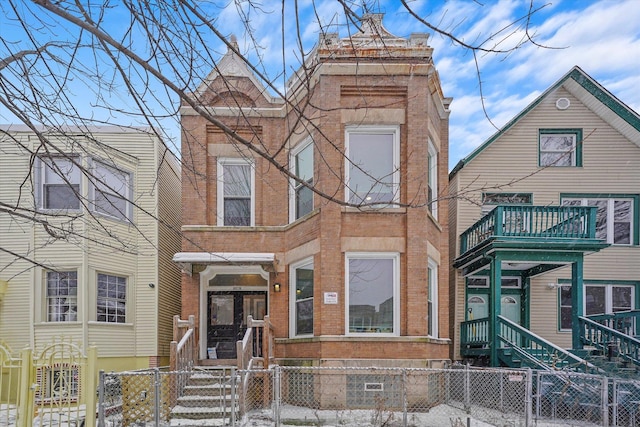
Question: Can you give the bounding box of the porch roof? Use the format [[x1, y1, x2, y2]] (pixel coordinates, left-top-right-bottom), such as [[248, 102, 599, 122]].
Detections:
[[172, 252, 276, 274], [453, 205, 609, 277]]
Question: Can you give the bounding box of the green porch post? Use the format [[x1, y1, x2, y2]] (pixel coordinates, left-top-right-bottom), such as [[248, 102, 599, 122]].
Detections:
[[489, 254, 503, 367], [571, 256, 584, 350]]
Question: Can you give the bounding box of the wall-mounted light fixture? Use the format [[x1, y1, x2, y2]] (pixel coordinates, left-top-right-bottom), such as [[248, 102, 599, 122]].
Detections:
[[547, 282, 560, 290], [273, 283, 282, 293], [148, 283, 155, 288]]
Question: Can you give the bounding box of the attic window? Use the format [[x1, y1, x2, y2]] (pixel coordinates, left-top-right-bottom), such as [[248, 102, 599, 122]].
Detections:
[[539, 129, 582, 167]]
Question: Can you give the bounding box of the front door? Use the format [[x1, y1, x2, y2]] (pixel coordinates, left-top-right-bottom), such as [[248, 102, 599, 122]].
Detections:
[[207, 291, 266, 359], [501, 295, 521, 324]]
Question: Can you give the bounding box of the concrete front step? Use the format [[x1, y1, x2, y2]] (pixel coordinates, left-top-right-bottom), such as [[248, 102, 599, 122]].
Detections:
[[183, 383, 232, 397], [170, 416, 232, 426], [170, 369, 238, 424], [171, 404, 235, 420], [176, 394, 236, 408]]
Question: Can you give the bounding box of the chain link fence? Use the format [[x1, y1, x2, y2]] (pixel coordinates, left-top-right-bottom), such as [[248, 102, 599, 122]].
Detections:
[[97, 365, 640, 427]]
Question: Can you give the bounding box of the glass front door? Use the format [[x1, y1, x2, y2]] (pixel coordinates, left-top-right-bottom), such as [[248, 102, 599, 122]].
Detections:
[[207, 291, 266, 359]]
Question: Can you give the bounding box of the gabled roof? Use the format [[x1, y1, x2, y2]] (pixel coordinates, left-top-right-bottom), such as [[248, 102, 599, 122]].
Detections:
[[194, 36, 282, 105], [450, 66, 640, 178]]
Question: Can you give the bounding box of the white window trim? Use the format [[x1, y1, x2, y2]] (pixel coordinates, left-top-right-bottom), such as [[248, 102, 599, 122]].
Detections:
[[95, 272, 128, 324], [428, 258, 438, 338], [289, 137, 314, 223], [36, 156, 82, 212], [466, 276, 522, 288], [428, 140, 438, 220], [43, 269, 79, 323], [562, 197, 634, 245], [289, 256, 314, 338], [345, 252, 400, 337], [89, 158, 133, 222], [584, 284, 635, 315], [344, 125, 400, 207], [217, 157, 255, 227]]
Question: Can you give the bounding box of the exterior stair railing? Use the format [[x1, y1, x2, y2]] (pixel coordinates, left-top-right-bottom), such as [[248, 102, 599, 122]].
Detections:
[[236, 315, 275, 370], [579, 315, 640, 366], [587, 310, 640, 338], [169, 315, 197, 407], [497, 315, 601, 373]]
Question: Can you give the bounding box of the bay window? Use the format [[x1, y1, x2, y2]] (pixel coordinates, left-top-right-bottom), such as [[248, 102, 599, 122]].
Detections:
[[37, 156, 81, 210], [290, 258, 314, 337], [46, 271, 78, 322], [346, 253, 399, 335], [290, 139, 313, 221], [97, 273, 127, 323], [91, 160, 132, 221], [345, 126, 399, 206], [428, 141, 438, 218]]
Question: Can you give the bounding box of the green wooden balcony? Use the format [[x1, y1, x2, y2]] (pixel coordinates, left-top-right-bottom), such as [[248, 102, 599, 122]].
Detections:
[[459, 205, 599, 255]]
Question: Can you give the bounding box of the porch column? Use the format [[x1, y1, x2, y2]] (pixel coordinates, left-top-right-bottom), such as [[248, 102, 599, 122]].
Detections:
[[489, 254, 503, 367], [571, 256, 584, 350]]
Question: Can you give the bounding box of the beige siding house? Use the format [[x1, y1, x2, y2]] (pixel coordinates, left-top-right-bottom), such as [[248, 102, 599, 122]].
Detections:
[[0, 125, 181, 371], [449, 66, 640, 364]]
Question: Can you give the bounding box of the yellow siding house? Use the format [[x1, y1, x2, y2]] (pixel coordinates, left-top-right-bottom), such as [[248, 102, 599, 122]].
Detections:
[[0, 125, 181, 372]]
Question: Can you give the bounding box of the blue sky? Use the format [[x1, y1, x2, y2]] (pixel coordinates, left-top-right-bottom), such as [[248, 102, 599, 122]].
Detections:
[[1, 0, 638, 170], [208, 0, 640, 169]]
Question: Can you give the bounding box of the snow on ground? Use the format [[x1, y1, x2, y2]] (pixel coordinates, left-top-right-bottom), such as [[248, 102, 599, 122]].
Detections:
[[1, 402, 604, 427], [237, 403, 602, 427]]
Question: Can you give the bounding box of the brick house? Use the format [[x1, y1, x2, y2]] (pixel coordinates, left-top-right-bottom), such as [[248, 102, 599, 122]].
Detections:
[[174, 14, 451, 367]]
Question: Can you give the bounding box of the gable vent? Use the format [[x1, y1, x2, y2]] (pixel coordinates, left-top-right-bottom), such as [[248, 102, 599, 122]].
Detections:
[[556, 98, 571, 110]]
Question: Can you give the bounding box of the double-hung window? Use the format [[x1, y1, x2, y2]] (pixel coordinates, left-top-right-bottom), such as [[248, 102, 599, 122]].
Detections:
[[46, 271, 78, 322], [539, 129, 582, 167], [217, 158, 254, 226], [346, 253, 399, 335], [290, 258, 314, 337], [345, 126, 399, 206], [37, 156, 81, 210], [97, 273, 127, 323], [91, 160, 132, 221], [428, 141, 438, 219], [562, 195, 636, 245], [427, 258, 438, 337], [290, 139, 313, 221]]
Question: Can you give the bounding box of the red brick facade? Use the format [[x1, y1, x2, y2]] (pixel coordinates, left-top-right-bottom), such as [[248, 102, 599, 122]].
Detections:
[[179, 14, 451, 366]]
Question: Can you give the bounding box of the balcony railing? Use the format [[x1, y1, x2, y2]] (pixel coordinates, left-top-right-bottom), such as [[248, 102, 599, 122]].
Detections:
[[459, 205, 598, 254]]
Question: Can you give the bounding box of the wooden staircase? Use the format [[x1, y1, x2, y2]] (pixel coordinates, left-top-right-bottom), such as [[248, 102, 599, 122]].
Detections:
[[170, 368, 237, 427]]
